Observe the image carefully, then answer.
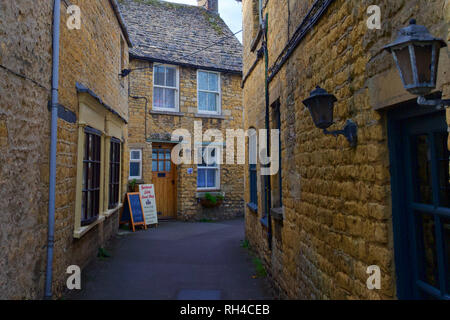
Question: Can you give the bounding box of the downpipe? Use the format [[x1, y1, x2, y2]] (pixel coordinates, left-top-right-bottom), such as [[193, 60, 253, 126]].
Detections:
[[45, 0, 61, 300], [263, 13, 272, 251]]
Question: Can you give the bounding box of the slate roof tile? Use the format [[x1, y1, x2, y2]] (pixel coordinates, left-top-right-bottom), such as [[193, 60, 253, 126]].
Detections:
[[118, 0, 243, 73]]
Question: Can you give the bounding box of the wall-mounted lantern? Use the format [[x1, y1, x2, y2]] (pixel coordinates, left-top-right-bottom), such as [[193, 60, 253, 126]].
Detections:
[[303, 86, 358, 148], [384, 19, 449, 109]]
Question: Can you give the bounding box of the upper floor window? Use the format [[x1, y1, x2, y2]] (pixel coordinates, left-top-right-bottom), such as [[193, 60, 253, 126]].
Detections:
[[153, 64, 179, 111], [129, 149, 142, 180], [197, 70, 221, 114], [82, 127, 102, 226]]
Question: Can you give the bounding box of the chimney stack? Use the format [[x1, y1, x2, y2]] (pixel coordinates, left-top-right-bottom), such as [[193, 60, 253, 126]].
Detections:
[[198, 0, 218, 14]]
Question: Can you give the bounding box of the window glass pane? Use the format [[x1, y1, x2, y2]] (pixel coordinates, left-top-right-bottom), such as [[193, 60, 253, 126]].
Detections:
[[166, 67, 176, 87], [207, 93, 217, 112], [152, 160, 158, 172], [153, 87, 164, 108], [207, 169, 216, 188], [88, 134, 94, 160], [158, 161, 164, 172], [208, 73, 218, 91], [87, 192, 92, 219], [166, 160, 171, 172], [412, 135, 433, 204], [152, 150, 157, 159], [165, 150, 171, 160], [131, 150, 141, 160], [82, 163, 87, 189], [442, 217, 450, 293], [130, 162, 140, 177], [198, 72, 208, 90], [154, 66, 165, 86], [416, 212, 439, 288], [198, 92, 208, 111], [197, 169, 206, 188], [164, 88, 176, 109], [158, 150, 164, 159], [84, 133, 89, 159]]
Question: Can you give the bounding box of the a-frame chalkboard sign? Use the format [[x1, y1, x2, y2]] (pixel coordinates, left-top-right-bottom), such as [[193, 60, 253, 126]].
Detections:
[[120, 193, 147, 232]]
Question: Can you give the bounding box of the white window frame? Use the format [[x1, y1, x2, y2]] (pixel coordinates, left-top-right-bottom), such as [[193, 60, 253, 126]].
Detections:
[[197, 146, 221, 190], [129, 149, 142, 180], [197, 70, 221, 115], [152, 64, 180, 112]]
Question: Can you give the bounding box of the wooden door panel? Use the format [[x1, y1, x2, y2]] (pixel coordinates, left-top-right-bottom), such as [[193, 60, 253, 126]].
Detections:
[[152, 144, 177, 219]]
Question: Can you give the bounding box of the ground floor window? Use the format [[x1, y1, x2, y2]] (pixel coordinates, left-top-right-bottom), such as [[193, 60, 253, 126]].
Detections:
[[249, 163, 257, 206], [197, 146, 220, 190], [82, 127, 101, 226], [109, 138, 121, 209], [129, 149, 142, 180]]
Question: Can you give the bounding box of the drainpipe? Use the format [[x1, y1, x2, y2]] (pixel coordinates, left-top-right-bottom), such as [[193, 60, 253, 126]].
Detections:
[[263, 13, 272, 250], [45, 0, 61, 299]]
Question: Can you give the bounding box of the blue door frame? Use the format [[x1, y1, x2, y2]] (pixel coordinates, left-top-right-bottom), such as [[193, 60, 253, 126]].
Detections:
[[388, 101, 449, 300]]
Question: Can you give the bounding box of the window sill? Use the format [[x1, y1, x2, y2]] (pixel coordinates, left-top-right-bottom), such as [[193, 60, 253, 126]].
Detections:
[[196, 191, 224, 198], [150, 110, 184, 117], [247, 202, 258, 214], [194, 113, 225, 120], [250, 26, 263, 52], [271, 207, 285, 221], [103, 204, 123, 218], [73, 215, 105, 239], [260, 216, 268, 228]]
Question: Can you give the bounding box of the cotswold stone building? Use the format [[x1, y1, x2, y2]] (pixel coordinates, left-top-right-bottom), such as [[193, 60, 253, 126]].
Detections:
[[242, 0, 449, 299], [119, 0, 244, 221], [0, 0, 131, 299]]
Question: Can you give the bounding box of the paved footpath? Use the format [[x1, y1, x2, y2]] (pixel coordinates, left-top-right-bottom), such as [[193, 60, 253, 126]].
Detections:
[[67, 218, 273, 300]]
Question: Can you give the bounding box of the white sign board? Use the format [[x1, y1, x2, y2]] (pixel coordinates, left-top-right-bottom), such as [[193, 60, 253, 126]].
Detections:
[[139, 184, 158, 225]]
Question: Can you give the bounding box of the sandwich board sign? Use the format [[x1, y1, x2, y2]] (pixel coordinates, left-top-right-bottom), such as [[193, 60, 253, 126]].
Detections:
[[139, 184, 158, 226], [120, 193, 147, 232]]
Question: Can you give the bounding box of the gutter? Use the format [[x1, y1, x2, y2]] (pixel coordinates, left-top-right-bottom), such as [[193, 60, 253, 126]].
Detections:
[[130, 54, 243, 75], [45, 0, 61, 299]]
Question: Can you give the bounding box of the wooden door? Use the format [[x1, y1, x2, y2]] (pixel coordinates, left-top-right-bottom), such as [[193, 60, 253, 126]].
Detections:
[[152, 144, 177, 219], [389, 106, 450, 299]]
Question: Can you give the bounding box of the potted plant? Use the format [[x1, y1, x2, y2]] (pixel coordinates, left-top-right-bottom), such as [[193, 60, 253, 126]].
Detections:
[[200, 192, 224, 208], [128, 179, 139, 192]]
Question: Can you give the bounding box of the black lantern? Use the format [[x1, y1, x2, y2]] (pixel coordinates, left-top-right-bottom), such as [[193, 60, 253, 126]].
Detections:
[[302, 86, 337, 129], [303, 86, 358, 147], [384, 19, 449, 108]]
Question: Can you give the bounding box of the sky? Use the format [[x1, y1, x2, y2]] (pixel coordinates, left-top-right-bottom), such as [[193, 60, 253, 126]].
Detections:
[[165, 0, 243, 43]]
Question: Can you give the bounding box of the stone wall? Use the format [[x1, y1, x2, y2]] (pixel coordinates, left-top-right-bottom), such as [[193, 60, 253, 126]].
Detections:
[[0, 0, 53, 300], [242, 0, 449, 299], [128, 58, 244, 220], [0, 0, 129, 299]]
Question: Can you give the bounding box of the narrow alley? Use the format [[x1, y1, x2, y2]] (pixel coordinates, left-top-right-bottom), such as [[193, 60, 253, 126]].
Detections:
[[67, 219, 272, 300]]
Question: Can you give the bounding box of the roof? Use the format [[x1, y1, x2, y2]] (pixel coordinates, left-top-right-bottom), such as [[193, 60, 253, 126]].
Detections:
[[109, 0, 133, 47], [118, 0, 243, 73]]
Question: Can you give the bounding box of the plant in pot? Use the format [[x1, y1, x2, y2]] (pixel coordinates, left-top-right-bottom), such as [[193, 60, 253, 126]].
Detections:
[[200, 192, 224, 208], [128, 179, 138, 192]]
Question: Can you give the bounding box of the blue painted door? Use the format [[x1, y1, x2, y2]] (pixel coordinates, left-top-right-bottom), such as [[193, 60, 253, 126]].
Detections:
[[389, 107, 450, 299]]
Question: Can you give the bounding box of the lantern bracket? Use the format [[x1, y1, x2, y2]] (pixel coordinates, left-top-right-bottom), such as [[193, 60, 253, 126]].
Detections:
[[323, 119, 358, 148], [417, 96, 450, 110]]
